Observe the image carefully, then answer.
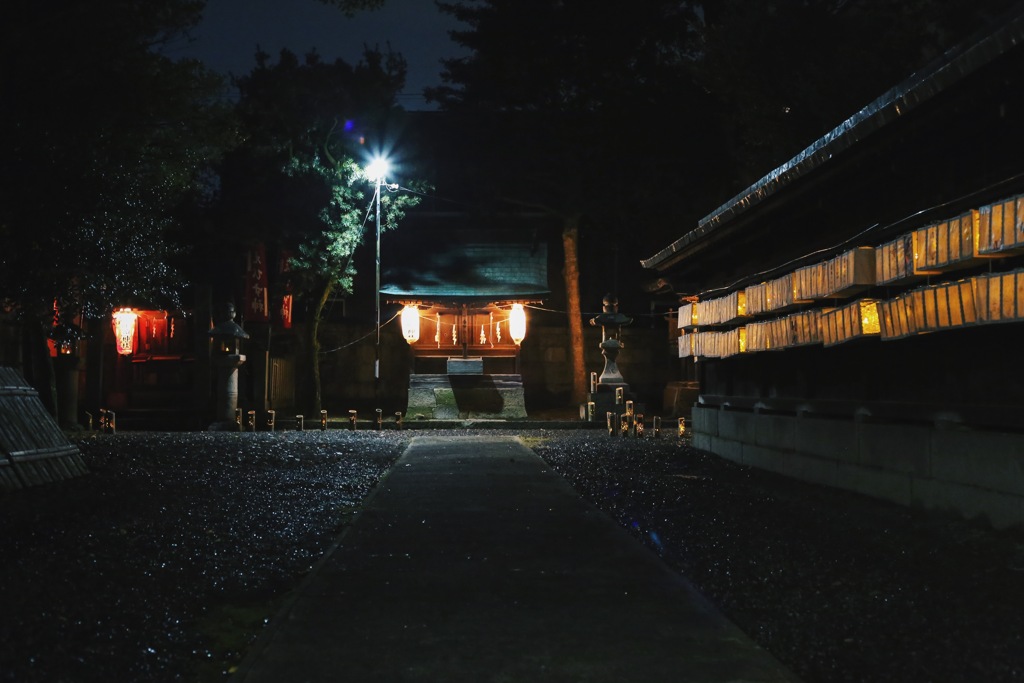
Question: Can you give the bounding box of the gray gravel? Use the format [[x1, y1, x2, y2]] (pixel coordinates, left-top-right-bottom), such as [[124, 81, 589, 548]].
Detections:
[[1, 428, 1023, 682]]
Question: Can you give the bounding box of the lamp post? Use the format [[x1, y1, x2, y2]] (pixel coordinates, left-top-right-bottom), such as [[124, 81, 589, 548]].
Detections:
[[366, 157, 389, 381]]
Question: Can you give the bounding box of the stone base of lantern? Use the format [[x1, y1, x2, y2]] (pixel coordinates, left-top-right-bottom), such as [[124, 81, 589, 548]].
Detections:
[[587, 384, 644, 422], [208, 354, 245, 431]]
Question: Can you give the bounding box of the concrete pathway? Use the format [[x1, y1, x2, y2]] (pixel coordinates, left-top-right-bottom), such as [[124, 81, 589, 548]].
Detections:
[[232, 436, 800, 682]]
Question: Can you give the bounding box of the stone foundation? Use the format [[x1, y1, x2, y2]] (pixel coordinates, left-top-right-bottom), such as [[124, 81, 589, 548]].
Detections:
[[407, 374, 527, 420], [692, 404, 1024, 530]]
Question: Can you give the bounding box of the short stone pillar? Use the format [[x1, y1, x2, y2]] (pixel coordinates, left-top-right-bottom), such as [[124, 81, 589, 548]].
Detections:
[[208, 303, 249, 430]]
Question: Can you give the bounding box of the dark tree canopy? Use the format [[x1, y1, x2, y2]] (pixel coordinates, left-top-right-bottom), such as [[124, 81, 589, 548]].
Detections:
[[429, 0, 720, 253], [431, 0, 1020, 225], [695, 0, 1021, 187], [218, 46, 423, 413], [0, 1, 235, 324], [221, 46, 416, 290], [316, 0, 386, 17]]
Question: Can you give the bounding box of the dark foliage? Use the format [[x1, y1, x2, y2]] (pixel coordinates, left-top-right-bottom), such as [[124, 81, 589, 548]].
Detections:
[[0, 1, 236, 323]]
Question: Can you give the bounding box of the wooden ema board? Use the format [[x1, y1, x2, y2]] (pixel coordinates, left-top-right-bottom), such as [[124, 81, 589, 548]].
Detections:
[[767, 273, 797, 310], [745, 274, 798, 316], [693, 329, 746, 358], [789, 309, 824, 346], [0, 367, 87, 491], [913, 279, 977, 331], [910, 210, 1007, 274], [678, 332, 695, 358], [822, 299, 880, 346], [974, 269, 1024, 323], [745, 282, 770, 316], [745, 320, 772, 352], [696, 291, 747, 326], [879, 294, 919, 340], [977, 195, 1024, 257], [676, 302, 697, 329], [876, 234, 921, 285], [794, 247, 876, 300]]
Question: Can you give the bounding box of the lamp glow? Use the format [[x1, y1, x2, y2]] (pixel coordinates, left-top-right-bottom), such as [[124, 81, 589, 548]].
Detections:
[[509, 303, 527, 345], [366, 157, 389, 182], [111, 308, 138, 356], [401, 305, 420, 344]]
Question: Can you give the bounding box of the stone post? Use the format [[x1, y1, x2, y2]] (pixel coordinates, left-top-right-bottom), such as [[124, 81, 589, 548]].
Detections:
[[208, 302, 249, 430]]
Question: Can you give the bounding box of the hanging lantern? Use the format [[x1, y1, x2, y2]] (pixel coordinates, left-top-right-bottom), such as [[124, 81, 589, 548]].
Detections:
[[400, 305, 420, 344], [111, 308, 138, 356], [509, 303, 527, 345]]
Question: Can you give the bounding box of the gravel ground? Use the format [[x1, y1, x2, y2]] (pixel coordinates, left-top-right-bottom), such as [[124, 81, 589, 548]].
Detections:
[[2, 428, 1023, 682]]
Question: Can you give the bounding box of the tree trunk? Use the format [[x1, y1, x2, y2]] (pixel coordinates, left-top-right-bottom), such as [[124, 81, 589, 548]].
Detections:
[[562, 216, 587, 405], [24, 318, 58, 417], [300, 279, 333, 415]]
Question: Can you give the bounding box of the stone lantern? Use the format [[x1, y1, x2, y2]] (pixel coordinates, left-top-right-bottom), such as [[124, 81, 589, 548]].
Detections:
[[208, 302, 249, 430], [587, 294, 636, 418], [591, 294, 633, 385]]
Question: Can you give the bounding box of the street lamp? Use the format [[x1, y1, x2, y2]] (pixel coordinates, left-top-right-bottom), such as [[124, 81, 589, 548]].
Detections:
[[366, 156, 389, 380]]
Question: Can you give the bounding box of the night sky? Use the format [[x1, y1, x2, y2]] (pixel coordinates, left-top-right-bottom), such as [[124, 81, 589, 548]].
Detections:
[[168, 0, 468, 109]]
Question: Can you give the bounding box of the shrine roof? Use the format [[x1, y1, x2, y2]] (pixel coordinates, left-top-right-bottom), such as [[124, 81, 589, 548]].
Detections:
[[381, 241, 549, 303]]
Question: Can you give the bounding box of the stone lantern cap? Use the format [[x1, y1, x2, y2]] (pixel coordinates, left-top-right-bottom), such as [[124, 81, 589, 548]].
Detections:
[[590, 294, 632, 329], [208, 302, 250, 341], [207, 319, 250, 340], [208, 319, 249, 358]]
